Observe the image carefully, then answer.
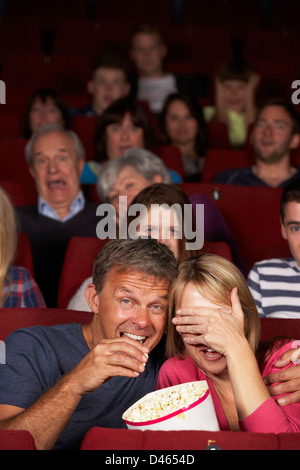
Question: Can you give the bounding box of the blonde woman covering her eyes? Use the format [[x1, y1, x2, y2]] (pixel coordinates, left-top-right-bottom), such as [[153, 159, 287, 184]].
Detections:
[[156, 253, 300, 432]]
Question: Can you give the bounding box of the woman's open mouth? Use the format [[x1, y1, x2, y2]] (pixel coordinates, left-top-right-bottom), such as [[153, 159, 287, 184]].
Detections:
[[201, 348, 223, 361]]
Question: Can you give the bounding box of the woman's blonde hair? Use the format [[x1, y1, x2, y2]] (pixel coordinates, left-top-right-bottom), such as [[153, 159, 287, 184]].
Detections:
[[166, 253, 261, 358], [0, 187, 17, 304]]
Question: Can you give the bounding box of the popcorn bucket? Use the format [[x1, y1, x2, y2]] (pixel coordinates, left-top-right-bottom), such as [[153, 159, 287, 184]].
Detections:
[[122, 381, 220, 431]]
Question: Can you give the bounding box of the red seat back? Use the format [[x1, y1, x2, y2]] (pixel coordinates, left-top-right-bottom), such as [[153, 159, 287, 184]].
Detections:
[[0, 179, 37, 206], [202, 241, 233, 262], [0, 138, 33, 187], [181, 183, 284, 270], [207, 121, 230, 149], [0, 307, 92, 341], [71, 115, 97, 161], [81, 426, 300, 450], [0, 429, 36, 450], [202, 149, 250, 183], [154, 145, 185, 180], [57, 237, 109, 308]]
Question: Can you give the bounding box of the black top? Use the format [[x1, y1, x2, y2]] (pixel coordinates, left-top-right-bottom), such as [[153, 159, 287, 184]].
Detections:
[[15, 202, 99, 307], [214, 166, 300, 189]]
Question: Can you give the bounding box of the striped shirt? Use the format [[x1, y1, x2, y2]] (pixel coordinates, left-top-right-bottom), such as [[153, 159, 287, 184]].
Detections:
[[247, 258, 300, 318]]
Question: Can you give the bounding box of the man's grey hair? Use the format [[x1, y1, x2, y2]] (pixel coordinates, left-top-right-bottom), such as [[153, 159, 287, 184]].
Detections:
[[25, 123, 85, 167], [96, 148, 172, 202], [92, 238, 177, 294]]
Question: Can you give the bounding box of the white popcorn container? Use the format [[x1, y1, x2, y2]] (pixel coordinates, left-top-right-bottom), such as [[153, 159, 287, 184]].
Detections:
[[122, 381, 220, 431]]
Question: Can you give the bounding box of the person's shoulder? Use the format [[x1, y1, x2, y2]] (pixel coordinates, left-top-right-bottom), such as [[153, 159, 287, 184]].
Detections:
[[8, 322, 81, 338], [262, 339, 299, 377], [160, 355, 194, 373], [15, 205, 38, 216], [253, 257, 297, 270], [7, 265, 33, 280], [213, 166, 251, 184], [84, 200, 100, 210]]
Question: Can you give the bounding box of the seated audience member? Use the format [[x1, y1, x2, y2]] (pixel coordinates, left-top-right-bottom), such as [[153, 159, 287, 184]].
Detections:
[[95, 148, 231, 236], [23, 88, 70, 139], [68, 182, 198, 311], [0, 186, 45, 307], [248, 178, 300, 317], [204, 58, 259, 148], [15, 123, 100, 307], [126, 183, 237, 260], [70, 54, 131, 118], [129, 23, 177, 115], [214, 98, 300, 188], [0, 238, 177, 450], [96, 149, 171, 219], [94, 96, 153, 162], [81, 96, 184, 184], [159, 93, 208, 181], [157, 253, 300, 432], [68, 182, 238, 311]]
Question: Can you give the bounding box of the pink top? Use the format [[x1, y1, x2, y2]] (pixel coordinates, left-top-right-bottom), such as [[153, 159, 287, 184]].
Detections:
[[156, 340, 300, 433]]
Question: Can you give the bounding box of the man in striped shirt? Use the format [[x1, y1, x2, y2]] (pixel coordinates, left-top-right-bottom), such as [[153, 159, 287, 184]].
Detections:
[[248, 178, 300, 317]]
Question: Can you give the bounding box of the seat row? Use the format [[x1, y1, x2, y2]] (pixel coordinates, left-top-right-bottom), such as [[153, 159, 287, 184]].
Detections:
[[1, 425, 300, 450]]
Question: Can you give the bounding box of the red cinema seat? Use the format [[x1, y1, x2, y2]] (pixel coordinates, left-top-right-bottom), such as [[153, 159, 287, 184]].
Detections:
[[57, 237, 109, 308], [0, 111, 22, 138], [181, 183, 284, 271], [0, 429, 36, 450], [260, 318, 300, 342], [207, 121, 230, 149], [81, 427, 144, 450], [0, 179, 37, 206], [202, 241, 233, 263], [2, 54, 90, 94], [244, 30, 298, 64], [81, 427, 282, 450], [201, 149, 250, 183], [0, 308, 92, 341], [71, 115, 97, 160], [154, 145, 185, 180], [0, 138, 33, 187], [0, 17, 42, 62]]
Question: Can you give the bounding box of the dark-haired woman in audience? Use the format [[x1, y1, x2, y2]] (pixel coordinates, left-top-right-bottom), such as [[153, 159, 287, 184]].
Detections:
[[159, 93, 208, 181], [82, 97, 182, 183], [23, 88, 70, 139], [94, 96, 153, 162]]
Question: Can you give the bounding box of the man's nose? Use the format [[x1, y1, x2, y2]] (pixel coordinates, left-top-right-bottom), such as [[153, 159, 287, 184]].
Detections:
[[262, 123, 273, 136], [131, 306, 150, 328], [47, 158, 58, 172]]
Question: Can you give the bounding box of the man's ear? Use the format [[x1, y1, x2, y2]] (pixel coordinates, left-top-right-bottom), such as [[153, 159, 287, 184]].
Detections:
[[87, 79, 95, 96], [77, 158, 85, 176], [160, 43, 167, 60], [124, 82, 131, 97], [85, 283, 100, 314], [280, 217, 288, 240], [290, 133, 300, 150], [29, 166, 35, 179], [151, 173, 163, 184]]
